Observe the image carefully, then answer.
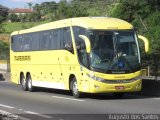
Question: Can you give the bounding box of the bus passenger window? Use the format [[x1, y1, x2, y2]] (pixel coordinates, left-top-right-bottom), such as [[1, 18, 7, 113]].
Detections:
[[62, 27, 73, 52], [40, 32, 50, 50], [23, 35, 31, 51], [30, 33, 40, 51]]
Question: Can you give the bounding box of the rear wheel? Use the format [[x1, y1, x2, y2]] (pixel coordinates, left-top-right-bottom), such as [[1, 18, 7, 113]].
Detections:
[[113, 93, 124, 98], [71, 77, 82, 98], [27, 74, 34, 92], [21, 74, 27, 91]]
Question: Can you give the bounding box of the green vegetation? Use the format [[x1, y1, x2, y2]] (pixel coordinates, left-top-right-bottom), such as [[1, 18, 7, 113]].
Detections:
[[0, 41, 9, 60], [4, 21, 49, 33], [112, 0, 160, 53], [0, 17, 6, 33], [1, 0, 117, 34], [111, 0, 160, 75]]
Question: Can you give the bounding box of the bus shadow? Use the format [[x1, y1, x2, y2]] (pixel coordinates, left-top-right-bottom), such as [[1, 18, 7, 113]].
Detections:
[[34, 87, 158, 100], [82, 93, 158, 100], [35, 87, 72, 96]]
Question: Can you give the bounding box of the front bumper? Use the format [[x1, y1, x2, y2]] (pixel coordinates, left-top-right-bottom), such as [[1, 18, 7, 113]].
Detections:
[[89, 79, 142, 93]]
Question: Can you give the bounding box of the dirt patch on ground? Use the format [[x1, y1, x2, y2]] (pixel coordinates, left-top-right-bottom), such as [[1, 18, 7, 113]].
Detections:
[[0, 34, 10, 43], [0, 60, 7, 64]]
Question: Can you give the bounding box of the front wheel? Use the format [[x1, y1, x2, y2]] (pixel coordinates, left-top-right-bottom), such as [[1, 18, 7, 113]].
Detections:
[[71, 78, 82, 98]]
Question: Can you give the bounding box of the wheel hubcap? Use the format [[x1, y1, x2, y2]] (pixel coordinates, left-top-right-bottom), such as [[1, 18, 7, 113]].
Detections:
[[22, 78, 26, 87], [28, 78, 32, 89]]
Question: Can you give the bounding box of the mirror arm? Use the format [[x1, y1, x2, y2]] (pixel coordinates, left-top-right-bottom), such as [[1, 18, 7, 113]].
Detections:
[[138, 35, 149, 52], [79, 35, 91, 53]]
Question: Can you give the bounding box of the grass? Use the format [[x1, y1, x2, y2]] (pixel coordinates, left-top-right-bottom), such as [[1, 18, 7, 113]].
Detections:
[[0, 20, 50, 43], [3, 20, 50, 33]]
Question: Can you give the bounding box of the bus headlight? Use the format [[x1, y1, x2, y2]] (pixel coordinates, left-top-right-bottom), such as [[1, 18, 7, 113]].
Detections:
[[87, 73, 106, 82], [87, 73, 141, 84]]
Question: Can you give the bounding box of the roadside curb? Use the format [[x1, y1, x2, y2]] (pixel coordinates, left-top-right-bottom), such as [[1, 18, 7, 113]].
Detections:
[[141, 79, 160, 96], [131, 78, 160, 97]]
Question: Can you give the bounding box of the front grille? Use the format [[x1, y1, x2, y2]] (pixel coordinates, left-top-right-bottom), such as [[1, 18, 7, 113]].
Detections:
[[102, 78, 140, 84]]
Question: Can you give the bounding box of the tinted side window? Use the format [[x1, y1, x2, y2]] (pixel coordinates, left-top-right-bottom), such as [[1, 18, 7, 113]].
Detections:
[[62, 27, 72, 49], [40, 31, 50, 50], [50, 30, 57, 49], [30, 32, 40, 51], [50, 29, 62, 50], [11, 36, 16, 51], [11, 28, 72, 52], [73, 26, 88, 67], [23, 34, 31, 51], [73, 26, 86, 43], [11, 35, 23, 52]]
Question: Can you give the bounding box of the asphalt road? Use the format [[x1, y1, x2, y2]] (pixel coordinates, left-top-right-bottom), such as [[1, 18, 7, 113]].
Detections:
[[0, 80, 160, 120]]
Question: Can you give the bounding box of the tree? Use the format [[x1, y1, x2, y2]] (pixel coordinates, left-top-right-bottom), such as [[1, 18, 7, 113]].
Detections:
[[27, 2, 33, 10], [25, 12, 41, 22], [0, 5, 8, 33], [111, 0, 160, 75], [0, 41, 9, 60], [8, 13, 20, 22], [0, 5, 9, 21], [33, 4, 42, 20], [0, 16, 5, 33], [32, 2, 57, 21], [112, 0, 150, 22], [30, 0, 117, 21]]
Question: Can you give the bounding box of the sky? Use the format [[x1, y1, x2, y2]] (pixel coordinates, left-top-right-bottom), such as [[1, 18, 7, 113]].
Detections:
[[0, 0, 60, 9]]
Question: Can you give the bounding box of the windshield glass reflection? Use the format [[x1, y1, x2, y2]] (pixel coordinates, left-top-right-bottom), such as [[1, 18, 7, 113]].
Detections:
[[88, 30, 140, 73]]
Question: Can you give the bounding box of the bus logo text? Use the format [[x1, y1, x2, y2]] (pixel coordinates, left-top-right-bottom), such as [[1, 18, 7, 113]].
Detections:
[[14, 56, 31, 61]]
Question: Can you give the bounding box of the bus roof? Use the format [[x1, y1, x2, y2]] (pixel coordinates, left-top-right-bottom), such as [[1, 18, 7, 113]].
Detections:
[[11, 17, 133, 36], [71, 17, 133, 30]]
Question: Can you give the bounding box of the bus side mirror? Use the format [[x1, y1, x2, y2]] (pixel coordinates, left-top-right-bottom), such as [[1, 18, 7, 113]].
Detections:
[[78, 35, 91, 53], [138, 35, 149, 53]]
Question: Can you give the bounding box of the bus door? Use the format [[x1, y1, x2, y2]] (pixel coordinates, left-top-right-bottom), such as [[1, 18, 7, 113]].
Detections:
[[58, 27, 74, 89], [54, 27, 73, 89]]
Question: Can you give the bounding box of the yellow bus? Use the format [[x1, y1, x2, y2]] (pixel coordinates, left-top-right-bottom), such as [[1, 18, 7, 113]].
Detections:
[[10, 17, 149, 98]]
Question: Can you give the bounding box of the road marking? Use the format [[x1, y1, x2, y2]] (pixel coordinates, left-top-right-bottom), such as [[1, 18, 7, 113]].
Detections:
[[0, 104, 14, 109], [24, 111, 53, 119], [0, 109, 14, 114], [0, 109, 31, 120], [52, 96, 85, 102], [152, 98, 160, 100]]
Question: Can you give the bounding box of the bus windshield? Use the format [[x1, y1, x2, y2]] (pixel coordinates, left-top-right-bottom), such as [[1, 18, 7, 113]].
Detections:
[[88, 30, 140, 74]]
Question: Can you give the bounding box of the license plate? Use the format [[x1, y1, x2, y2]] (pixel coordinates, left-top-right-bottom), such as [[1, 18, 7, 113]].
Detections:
[[115, 86, 125, 90]]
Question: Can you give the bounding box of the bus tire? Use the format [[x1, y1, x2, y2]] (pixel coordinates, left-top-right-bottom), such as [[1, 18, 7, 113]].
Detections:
[[27, 74, 34, 92], [113, 93, 124, 98], [71, 77, 82, 98], [21, 74, 28, 91]]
